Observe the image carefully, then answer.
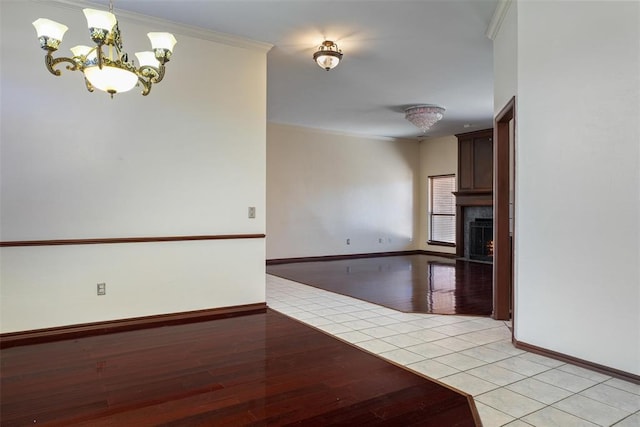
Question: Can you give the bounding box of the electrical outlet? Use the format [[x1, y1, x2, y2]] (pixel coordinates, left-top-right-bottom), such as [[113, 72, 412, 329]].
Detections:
[[248, 206, 256, 218], [346, 238, 350, 245], [97, 283, 106, 296]]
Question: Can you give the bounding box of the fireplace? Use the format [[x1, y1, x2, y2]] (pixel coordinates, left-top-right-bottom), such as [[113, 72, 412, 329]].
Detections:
[[460, 205, 493, 261], [469, 218, 493, 262]]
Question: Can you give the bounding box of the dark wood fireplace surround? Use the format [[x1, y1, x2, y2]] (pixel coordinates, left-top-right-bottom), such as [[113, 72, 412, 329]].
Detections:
[[453, 129, 493, 258]]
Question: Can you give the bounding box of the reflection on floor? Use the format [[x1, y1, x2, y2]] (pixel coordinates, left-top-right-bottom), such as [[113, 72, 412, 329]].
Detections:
[[0, 309, 477, 426], [268, 275, 640, 427], [267, 254, 493, 316]]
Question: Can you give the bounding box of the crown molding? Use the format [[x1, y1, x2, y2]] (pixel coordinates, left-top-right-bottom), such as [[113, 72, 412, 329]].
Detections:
[[267, 122, 415, 143], [486, 0, 513, 41], [37, 0, 273, 53]]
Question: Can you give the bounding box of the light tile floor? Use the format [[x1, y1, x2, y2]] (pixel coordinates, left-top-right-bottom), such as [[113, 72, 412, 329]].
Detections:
[[267, 274, 640, 427]]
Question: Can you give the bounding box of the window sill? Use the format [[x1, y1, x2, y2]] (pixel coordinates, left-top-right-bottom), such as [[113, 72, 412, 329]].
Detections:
[[427, 241, 456, 247]]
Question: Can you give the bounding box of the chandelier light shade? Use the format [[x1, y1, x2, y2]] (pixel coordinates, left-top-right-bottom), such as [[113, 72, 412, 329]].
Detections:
[[32, 2, 176, 98], [404, 105, 446, 132], [313, 40, 343, 71]]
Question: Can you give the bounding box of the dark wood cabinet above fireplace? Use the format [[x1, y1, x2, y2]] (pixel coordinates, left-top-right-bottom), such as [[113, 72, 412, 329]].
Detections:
[[456, 128, 494, 192]]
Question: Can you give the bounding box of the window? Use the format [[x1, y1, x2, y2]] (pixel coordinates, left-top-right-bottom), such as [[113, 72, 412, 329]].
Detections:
[[428, 175, 456, 245]]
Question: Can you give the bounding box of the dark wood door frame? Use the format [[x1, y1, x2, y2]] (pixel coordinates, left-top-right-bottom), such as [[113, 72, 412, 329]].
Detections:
[[493, 97, 515, 320]]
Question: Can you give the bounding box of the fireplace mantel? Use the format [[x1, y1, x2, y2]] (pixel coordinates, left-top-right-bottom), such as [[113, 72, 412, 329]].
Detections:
[[453, 190, 493, 207]]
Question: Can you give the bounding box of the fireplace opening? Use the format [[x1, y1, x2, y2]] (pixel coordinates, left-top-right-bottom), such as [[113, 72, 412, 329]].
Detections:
[[469, 218, 493, 262]]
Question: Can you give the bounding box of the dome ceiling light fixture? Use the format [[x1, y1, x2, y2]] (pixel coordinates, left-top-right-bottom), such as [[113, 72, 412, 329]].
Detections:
[[404, 105, 446, 132], [32, 0, 176, 98], [313, 40, 343, 71]]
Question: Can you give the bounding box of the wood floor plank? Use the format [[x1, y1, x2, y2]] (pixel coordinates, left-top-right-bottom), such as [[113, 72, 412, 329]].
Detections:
[[0, 310, 477, 426]]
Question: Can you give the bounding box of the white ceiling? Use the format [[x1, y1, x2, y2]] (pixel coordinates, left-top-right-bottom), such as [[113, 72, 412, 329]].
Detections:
[[114, 0, 498, 139]]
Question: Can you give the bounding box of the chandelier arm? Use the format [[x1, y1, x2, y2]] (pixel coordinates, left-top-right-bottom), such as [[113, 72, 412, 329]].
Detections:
[[137, 77, 152, 96], [154, 64, 165, 84], [138, 65, 164, 84], [136, 63, 166, 96], [44, 52, 78, 76]]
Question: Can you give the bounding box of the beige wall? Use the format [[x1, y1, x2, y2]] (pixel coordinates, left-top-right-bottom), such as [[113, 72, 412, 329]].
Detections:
[[267, 124, 419, 259], [418, 136, 458, 254], [0, 1, 269, 332]]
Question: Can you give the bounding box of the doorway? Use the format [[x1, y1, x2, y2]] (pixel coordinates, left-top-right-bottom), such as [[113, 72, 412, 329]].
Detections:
[[493, 97, 515, 321]]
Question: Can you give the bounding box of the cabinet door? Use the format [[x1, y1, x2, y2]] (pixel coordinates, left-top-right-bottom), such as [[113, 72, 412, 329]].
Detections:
[[473, 137, 493, 189], [458, 139, 473, 191]]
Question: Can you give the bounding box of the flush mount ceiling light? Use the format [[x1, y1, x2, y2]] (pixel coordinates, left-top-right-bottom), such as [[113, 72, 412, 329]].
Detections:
[[404, 105, 446, 132], [313, 40, 343, 71], [32, 0, 176, 98]]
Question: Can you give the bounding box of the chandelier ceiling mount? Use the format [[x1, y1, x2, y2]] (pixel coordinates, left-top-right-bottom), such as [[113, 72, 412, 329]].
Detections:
[[313, 40, 343, 71]]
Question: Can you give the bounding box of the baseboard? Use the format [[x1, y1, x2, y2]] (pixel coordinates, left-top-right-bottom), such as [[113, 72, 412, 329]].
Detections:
[[513, 338, 640, 385], [266, 250, 456, 265], [419, 250, 457, 259], [0, 302, 267, 349]]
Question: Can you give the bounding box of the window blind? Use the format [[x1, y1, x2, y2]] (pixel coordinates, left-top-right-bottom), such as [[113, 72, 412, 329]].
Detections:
[[430, 175, 456, 244]]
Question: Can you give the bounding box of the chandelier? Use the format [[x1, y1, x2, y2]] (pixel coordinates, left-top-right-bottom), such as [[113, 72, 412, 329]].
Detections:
[[404, 105, 446, 132], [313, 40, 343, 71], [32, 1, 176, 98]]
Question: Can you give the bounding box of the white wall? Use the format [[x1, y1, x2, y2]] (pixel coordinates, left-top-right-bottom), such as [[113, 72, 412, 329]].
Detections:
[[495, 0, 640, 374], [418, 135, 458, 254], [0, 1, 269, 332], [266, 123, 418, 259]]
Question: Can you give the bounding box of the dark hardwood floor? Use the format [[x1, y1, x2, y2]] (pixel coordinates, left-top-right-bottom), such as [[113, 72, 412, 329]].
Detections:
[[267, 255, 493, 316], [0, 310, 478, 426]]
